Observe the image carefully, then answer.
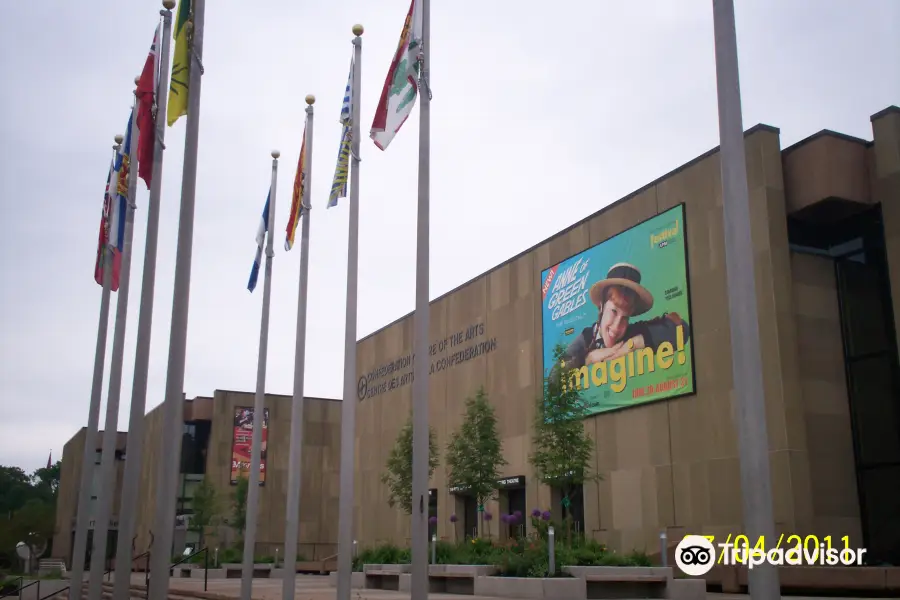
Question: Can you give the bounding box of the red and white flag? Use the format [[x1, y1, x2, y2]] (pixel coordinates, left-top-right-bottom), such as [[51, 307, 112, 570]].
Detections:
[[137, 25, 160, 189], [370, 0, 423, 151]]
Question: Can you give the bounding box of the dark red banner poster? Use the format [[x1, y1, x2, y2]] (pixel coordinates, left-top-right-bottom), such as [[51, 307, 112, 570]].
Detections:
[[230, 406, 269, 485]]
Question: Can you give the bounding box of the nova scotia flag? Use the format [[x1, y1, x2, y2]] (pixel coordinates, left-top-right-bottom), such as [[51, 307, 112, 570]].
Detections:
[[247, 189, 270, 292]]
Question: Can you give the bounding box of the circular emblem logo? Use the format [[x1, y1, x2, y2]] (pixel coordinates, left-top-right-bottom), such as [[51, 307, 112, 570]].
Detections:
[[357, 376, 367, 400], [675, 535, 716, 577]]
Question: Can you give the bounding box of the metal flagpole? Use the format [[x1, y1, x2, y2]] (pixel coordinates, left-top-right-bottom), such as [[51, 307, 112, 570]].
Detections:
[[240, 150, 280, 600], [410, 0, 431, 596], [112, 4, 174, 599], [148, 0, 205, 598], [282, 95, 315, 600], [68, 137, 121, 600], [88, 87, 142, 600], [336, 24, 363, 600], [711, 1, 780, 598]]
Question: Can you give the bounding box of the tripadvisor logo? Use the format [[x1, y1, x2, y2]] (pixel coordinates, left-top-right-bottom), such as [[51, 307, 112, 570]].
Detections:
[[650, 219, 679, 249]]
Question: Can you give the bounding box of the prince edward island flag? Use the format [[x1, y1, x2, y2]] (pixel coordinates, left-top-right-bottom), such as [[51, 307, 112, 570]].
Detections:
[[370, 0, 422, 151]]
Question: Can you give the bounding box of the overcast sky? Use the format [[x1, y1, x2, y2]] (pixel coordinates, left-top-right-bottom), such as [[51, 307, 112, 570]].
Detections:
[[1, 1, 897, 473]]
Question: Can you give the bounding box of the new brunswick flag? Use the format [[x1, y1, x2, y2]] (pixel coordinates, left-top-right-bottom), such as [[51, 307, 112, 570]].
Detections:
[[167, 0, 192, 126], [284, 124, 307, 251]]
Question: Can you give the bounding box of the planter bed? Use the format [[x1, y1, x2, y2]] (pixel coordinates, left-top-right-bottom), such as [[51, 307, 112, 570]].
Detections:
[[191, 568, 226, 579], [474, 576, 584, 600], [362, 563, 409, 590], [564, 566, 671, 599], [351, 563, 695, 599], [428, 565, 497, 595], [327, 571, 366, 588], [219, 563, 273, 579]]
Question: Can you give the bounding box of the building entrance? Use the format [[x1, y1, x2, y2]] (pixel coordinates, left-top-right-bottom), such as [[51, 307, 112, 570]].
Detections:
[[462, 495, 478, 539], [497, 477, 527, 539], [428, 488, 438, 539]]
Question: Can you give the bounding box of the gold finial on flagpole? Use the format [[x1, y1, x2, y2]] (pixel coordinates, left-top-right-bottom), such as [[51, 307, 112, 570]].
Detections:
[[352, 24, 364, 36], [305, 95, 315, 105], [271, 150, 280, 159], [134, 76, 141, 86], [114, 134, 124, 145], [162, 0, 175, 9]]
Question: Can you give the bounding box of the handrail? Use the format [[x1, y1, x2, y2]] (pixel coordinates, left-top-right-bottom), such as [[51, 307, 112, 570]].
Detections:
[[4, 577, 44, 600], [33, 550, 152, 600], [168, 546, 207, 571], [146, 546, 208, 596], [0, 576, 24, 600]]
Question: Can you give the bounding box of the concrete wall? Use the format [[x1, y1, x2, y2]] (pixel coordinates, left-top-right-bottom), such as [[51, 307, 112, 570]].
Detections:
[[53, 429, 126, 565], [202, 390, 341, 561], [52, 429, 85, 561]]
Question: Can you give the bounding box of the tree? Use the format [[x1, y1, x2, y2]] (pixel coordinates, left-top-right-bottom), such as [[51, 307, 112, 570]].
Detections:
[[446, 387, 507, 537], [529, 343, 598, 543], [230, 476, 249, 545], [13, 500, 55, 569], [190, 477, 220, 549], [381, 413, 440, 515], [0, 467, 34, 515], [0, 463, 61, 570]]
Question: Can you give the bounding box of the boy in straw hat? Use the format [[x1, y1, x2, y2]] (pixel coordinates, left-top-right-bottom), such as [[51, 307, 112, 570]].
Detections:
[[562, 263, 691, 369]]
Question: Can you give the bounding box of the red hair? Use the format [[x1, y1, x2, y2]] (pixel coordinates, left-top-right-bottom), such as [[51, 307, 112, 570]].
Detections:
[[603, 285, 637, 314]]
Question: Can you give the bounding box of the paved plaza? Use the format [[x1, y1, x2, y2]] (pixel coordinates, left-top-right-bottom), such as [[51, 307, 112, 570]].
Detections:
[[132, 574, 881, 600]]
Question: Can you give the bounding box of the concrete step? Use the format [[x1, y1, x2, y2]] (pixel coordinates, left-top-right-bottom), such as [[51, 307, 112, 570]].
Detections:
[[46, 581, 191, 600]]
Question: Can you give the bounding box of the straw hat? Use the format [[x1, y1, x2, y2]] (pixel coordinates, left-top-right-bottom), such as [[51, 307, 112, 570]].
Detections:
[[588, 262, 654, 316]]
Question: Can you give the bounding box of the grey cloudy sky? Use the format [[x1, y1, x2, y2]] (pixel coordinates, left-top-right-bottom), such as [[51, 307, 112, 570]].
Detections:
[[1, 1, 897, 473]]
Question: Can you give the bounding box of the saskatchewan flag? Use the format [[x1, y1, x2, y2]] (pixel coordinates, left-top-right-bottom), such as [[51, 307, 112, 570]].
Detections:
[[166, 0, 192, 126]]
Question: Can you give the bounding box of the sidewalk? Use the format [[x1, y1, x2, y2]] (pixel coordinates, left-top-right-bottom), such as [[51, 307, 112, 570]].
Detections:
[[143, 574, 885, 600]]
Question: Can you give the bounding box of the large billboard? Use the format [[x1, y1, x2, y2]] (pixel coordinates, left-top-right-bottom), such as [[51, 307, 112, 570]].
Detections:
[[230, 407, 269, 485], [540, 204, 695, 415]]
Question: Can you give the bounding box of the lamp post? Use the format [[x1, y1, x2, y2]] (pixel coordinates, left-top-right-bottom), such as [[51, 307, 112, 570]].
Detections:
[[548, 526, 555, 576]]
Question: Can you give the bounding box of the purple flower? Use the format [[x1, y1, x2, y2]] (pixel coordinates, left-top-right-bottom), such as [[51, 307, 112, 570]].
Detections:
[[500, 515, 509, 524], [531, 508, 541, 518], [449, 514, 458, 523], [484, 511, 493, 521], [429, 516, 438, 525], [541, 511, 551, 521], [507, 514, 517, 524], [514, 510, 523, 519]]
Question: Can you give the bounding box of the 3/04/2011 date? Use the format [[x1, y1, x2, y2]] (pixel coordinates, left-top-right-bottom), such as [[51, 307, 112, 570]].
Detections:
[[702, 534, 856, 563]]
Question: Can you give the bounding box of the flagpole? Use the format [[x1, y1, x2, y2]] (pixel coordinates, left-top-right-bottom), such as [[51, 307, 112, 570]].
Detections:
[[711, 1, 779, 598], [148, 0, 205, 597], [336, 24, 363, 600], [68, 137, 121, 600], [410, 0, 431, 596], [282, 95, 315, 600], [240, 150, 280, 600], [88, 85, 142, 600], [112, 5, 174, 599]]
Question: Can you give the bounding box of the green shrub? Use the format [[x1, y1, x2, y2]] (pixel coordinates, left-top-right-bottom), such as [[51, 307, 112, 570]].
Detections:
[[219, 547, 241, 564], [351, 536, 650, 576]]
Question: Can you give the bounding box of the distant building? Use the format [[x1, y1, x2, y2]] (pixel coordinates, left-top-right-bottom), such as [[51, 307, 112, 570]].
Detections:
[[54, 391, 340, 569]]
